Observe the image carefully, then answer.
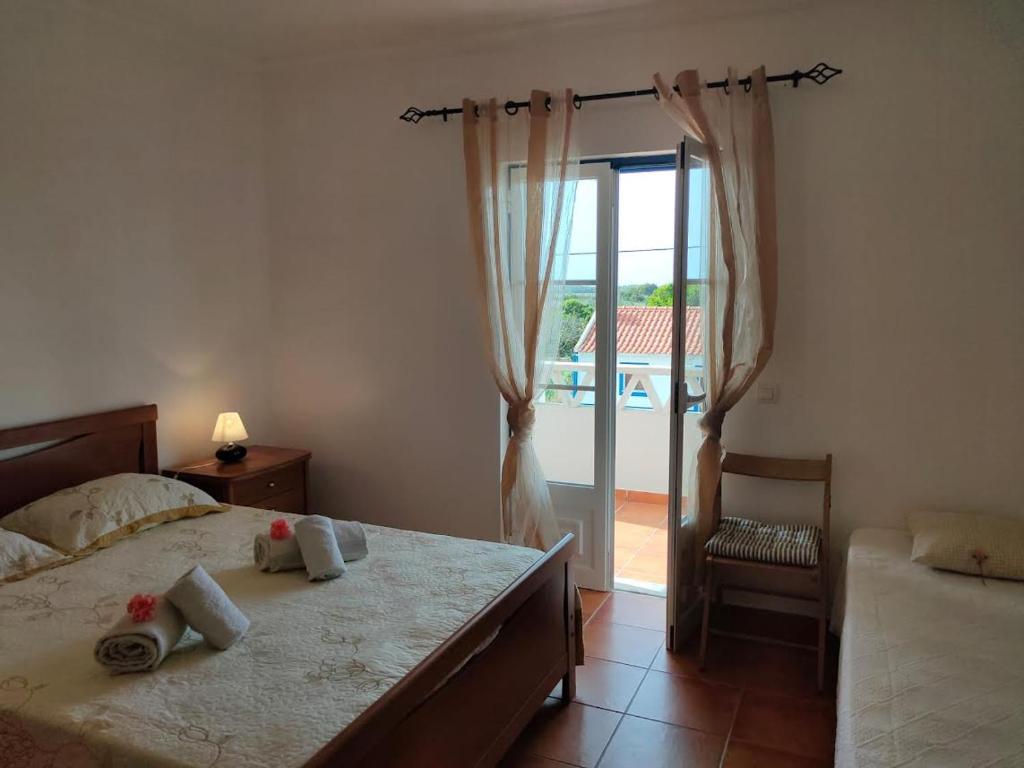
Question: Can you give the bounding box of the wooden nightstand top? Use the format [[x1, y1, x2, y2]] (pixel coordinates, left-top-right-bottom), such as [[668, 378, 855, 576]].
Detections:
[[163, 445, 311, 482]]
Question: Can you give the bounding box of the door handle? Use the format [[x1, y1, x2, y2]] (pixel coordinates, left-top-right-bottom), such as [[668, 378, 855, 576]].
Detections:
[[684, 382, 706, 405], [674, 381, 707, 413]]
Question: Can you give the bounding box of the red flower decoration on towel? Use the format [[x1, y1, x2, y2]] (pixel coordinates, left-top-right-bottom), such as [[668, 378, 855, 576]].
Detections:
[[127, 593, 158, 623], [270, 518, 292, 541]]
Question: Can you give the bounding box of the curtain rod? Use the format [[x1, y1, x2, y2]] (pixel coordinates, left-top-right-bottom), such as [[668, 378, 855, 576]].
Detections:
[[399, 62, 841, 124]]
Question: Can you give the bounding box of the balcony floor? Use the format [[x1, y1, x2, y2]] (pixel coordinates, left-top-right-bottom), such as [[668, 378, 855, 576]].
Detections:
[[613, 499, 668, 595]]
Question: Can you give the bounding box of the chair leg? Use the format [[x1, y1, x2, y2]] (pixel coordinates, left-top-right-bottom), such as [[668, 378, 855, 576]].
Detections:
[[698, 560, 714, 670]]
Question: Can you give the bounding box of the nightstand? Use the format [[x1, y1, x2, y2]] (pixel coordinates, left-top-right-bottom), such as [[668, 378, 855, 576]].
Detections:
[[163, 446, 312, 515]]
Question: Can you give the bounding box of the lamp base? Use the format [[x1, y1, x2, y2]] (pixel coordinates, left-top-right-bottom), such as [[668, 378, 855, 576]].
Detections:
[[215, 443, 248, 463]]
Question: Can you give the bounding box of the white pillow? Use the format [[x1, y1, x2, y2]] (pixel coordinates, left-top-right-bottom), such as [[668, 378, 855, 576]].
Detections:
[[909, 510, 1024, 582], [0, 529, 66, 582], [0, 473, 224, 554]]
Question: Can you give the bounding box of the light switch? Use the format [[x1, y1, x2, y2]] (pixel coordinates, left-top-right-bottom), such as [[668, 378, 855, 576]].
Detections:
[[757, 383, 779, 404]]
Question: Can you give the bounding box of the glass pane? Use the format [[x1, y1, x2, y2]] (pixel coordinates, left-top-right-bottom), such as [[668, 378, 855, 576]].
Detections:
[[676, 146, 712, 586], [566, 177, 597, 282], [618, 169, 675, 252], [533, 173, 598, 487]]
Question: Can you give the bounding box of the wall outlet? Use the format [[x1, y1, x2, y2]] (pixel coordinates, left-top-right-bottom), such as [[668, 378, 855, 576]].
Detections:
[[756, 383, 779, 404]]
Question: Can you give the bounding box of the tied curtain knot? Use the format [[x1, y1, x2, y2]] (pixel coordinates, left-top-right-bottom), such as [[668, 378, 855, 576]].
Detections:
[[507, 399, 536, 441], [699, 409, 726, 441]]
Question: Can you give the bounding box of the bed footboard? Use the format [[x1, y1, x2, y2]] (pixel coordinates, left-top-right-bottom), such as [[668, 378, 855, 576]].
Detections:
[[306, 533, 576, 768]]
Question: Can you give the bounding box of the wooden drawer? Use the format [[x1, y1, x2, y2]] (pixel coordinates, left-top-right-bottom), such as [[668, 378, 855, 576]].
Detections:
[[248, 486, 306, 516], [231, 462, 304, 506]]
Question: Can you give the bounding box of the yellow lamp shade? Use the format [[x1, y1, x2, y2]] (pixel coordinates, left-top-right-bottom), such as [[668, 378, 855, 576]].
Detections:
[[211, 412, 248, 444]]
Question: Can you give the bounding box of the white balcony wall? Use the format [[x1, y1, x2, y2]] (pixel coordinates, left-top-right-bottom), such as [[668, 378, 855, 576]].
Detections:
[[533, 402, 702, 494]]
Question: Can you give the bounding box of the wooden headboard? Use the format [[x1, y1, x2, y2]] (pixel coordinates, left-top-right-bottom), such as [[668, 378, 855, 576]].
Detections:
[[0, 405, 158, 519]]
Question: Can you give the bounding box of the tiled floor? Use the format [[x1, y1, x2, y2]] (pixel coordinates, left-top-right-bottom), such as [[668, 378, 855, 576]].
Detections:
[[614, 499, 668, 592], [503, 590, 838, 768]]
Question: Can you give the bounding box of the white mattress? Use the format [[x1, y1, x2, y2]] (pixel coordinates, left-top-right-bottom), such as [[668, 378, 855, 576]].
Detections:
[[0, 506, 541, 767], [836, 528, 1024, 768]]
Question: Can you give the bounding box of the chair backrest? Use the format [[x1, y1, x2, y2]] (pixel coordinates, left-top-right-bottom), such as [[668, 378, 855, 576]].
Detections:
[[721, 452, 831, 483], [714, 452, 833, 564]]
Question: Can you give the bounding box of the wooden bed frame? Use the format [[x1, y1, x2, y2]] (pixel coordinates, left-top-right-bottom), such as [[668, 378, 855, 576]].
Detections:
[[0, 405, 576, 767]]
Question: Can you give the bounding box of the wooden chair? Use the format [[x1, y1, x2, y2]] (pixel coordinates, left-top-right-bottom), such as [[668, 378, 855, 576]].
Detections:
[[698, 452, 832, 691]]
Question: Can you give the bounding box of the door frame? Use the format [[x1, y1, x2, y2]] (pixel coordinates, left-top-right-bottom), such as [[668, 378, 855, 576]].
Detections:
[[666, 139, 708, 648], [546, 161, 615, 591]]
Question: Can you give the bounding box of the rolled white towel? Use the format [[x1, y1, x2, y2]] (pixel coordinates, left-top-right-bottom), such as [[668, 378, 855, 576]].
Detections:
[[254, 519, 368, 572], [165, 564, 249, 650], [295, 515, 346, 581], [253, 532, 305, 572], [94, 595, 186, 674]]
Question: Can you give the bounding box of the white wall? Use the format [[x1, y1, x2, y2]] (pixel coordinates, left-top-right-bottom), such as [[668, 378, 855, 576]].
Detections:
[[1, 0, 1020, 557], [263, 0, 1024, 551], [0, 1, 270, 465]]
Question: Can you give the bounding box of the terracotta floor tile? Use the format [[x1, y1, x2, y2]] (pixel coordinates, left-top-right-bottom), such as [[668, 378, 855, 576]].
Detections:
[[499, 748, 579, 767], [618, 553, 667, 584], [731, 692, 836, 760], [722, 740, 831, 768], [649, 635, 704, 678], [613, 520, 657, 550], [597, 715, 724, 768], [627, 670, 740, 735], [512, 700, 622, 768], [675, 634, 826, 698], [615, 502, 667, 528], [591, 591, 666, 631], [583, 621, 664, 668], [613, 546, 640, 574], [572, 658, 646, 712], [579, 589, 611, 625]]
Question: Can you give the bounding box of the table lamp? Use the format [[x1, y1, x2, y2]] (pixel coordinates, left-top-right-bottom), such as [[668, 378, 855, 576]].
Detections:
[[212, 412, 248, 463]]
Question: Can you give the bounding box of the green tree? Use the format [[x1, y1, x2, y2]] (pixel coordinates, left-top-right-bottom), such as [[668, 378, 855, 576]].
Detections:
[[558, 297, 594, 359], [617, 283, 657, 306], [563, 296, 595, 322], [646, 284, 673, 306], [644, 283, 703, 307]]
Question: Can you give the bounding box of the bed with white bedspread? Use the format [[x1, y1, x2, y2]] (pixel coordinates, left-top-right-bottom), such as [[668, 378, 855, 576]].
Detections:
[[836, 528, 1024, 768], [0, 505, 541, 767]]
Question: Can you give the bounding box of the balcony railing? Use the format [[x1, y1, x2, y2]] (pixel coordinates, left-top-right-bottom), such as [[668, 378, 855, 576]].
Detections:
[[536, 361, 704, 414]]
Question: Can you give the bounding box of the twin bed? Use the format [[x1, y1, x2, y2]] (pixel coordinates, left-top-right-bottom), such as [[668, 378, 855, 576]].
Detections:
[[835, 528, 1024, 767], [0, 405, 577, 767]]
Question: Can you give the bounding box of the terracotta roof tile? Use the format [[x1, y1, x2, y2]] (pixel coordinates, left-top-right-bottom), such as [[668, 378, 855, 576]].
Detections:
[[574, 306, 702, 356]]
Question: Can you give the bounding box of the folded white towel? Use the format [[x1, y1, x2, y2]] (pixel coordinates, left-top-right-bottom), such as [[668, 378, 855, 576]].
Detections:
[[94, 597, 186, 674], [333, 520, 369, 562], [254, 520, 368, 572], [165, 564, 249, 650], [295, 515, 346, 581]]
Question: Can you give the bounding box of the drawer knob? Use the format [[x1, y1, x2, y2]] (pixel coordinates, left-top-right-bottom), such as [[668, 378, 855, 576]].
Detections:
[[267, 481, 276, 489]]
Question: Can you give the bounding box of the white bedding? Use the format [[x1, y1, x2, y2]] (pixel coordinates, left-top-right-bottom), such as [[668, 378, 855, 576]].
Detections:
[[0, 506, 541, 767], [836, 528, 1024, 768]]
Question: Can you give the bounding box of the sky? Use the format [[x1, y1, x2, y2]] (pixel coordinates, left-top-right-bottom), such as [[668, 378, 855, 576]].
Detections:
[[566, 167, 706, 284]]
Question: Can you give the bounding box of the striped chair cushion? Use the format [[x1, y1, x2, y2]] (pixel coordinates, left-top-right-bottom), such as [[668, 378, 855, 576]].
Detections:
[[705, 516, 821, 567]]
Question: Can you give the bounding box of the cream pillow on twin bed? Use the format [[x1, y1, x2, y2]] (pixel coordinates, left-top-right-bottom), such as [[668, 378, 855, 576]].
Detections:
[[908, 510, 1024, 582], [0, 473, 224, 554], [0, 529, 67, 582]]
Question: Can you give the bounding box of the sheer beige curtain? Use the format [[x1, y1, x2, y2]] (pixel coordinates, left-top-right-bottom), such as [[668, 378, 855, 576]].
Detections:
[[653, 67, 779, 602], [461, 90, 580, 551]]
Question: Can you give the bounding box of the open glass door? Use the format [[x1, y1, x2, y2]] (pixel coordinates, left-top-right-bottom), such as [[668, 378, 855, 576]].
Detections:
[[666, 140, 710, 645], [529, 162, 615, 590]]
